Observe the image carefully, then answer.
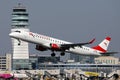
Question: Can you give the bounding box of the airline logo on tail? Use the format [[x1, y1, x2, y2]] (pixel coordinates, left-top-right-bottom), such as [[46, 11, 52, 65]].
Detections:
[[92, 36, 111, 53]]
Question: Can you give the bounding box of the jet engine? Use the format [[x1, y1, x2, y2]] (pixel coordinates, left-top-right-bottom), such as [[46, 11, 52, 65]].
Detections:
[[35, 44, 47, 51]]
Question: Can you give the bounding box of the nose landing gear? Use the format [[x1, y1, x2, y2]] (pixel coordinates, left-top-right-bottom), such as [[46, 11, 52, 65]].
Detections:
[[17, 39, 21, 45]]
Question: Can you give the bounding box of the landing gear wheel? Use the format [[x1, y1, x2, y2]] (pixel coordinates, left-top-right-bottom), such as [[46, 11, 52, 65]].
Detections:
[[17, 39, 21, 46], [18, 43, 20, 45], [60, 52, 65, 56], [51, 53, 56, 57]]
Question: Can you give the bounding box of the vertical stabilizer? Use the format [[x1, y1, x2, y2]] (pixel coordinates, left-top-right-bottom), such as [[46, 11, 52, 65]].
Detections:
[[92, 36, 111, 52]]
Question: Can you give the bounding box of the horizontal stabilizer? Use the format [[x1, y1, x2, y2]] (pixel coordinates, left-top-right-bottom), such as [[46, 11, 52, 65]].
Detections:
[[100, 52, 119, 56]]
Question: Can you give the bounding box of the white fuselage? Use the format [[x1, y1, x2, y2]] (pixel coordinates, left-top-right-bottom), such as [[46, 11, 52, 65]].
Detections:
[[9, 30, 102, 56]]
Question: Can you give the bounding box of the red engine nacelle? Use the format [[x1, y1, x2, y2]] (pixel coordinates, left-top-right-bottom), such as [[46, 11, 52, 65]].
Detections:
[[50, 43, 60, 50], [35, 45, 47, 51]]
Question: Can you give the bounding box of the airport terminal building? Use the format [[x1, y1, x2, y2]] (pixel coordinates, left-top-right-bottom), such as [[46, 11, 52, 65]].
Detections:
[[29, 55, 120, 74], [38, 63, 120, 74], [0, 54, 12, 70], [0, 53, 119, 75]]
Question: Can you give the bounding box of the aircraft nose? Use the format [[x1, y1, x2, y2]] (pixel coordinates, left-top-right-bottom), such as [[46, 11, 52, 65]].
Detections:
[[9, 32, 16, 38]]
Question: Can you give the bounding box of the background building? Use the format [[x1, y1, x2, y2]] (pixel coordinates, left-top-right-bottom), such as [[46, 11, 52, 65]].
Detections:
[[70, 54, 95, 63], [11, 3, 30, 70], [38, 63, 120, 74], [0, 55, 6, 70], [0, 54, 12, 71], [94, 56, 119, 64], [6, 54, 12, 71], [29, 54, 60, 69]]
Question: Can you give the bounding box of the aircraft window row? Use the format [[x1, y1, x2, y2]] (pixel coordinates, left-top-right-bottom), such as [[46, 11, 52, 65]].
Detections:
[[34, 34, 65, 44], [83, 47, 89, 51]]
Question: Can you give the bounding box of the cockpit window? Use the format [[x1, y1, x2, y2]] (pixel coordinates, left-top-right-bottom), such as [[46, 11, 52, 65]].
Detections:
[[15, 30, 21, 33]]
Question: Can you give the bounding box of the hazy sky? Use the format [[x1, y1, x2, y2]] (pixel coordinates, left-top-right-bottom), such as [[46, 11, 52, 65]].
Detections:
[[0, 0, 120, 57]]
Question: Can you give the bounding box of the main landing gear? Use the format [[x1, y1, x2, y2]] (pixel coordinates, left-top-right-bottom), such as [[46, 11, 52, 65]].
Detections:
[[51, 52, 56, 57], [51, 51, 65, 57], [60, 52, 65, 56]]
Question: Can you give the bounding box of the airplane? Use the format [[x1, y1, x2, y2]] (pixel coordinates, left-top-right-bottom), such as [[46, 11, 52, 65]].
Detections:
[[9, 30, 117, 56]]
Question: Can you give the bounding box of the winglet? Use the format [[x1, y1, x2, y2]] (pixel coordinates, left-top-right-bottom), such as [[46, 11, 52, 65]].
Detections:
[[89, 38, 95, 44]]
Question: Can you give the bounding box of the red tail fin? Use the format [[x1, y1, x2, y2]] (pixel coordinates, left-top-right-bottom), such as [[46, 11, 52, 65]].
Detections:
[[92, 36, 111, 52]]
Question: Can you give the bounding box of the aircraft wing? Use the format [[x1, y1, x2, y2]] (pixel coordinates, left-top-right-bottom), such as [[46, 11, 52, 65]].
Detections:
[[60, 38, 95, 50]]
